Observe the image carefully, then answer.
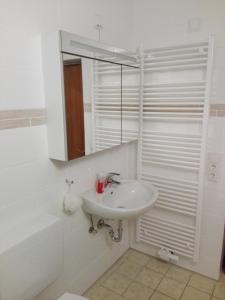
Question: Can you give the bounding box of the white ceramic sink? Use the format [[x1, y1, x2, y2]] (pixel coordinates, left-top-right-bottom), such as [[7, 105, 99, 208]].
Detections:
[[81, 180, 158, 219]]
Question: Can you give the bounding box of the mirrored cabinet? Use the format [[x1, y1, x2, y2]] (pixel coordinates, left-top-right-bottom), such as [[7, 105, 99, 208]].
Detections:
[[42, 31, 140, 161]]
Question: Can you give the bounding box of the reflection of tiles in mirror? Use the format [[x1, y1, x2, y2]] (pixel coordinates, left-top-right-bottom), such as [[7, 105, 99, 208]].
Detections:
[[0, 108, 46, 130], [84, 103, 92, 113]]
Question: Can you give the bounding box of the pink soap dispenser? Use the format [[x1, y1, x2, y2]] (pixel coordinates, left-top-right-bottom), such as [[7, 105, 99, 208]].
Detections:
[[96, 173, 105, 193]]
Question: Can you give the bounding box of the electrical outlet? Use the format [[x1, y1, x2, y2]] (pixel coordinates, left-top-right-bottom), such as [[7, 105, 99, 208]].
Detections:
[[208, 161, 217, 182], [207, 153, 222, 182]]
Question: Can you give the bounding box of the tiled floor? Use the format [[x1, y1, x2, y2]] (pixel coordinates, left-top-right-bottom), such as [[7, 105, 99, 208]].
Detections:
[[83, 249, 225, 300]]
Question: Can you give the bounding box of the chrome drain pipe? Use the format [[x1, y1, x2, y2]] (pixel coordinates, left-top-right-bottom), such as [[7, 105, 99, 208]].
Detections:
[[97, 219, 123, 242]]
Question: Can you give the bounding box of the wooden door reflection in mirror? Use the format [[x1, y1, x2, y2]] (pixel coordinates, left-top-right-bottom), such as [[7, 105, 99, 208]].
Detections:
[[63, 60, 85, 160]]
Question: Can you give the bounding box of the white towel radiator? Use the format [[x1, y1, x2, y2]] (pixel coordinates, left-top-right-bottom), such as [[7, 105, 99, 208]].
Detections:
[[137, 39, 214, 262]]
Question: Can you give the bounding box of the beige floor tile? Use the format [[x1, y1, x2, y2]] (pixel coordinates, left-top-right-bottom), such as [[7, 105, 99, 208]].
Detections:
[[84, 286, 111, 300], [97, 270, 117, 285], [124, 248, 135, 257], [157, 277, 186, 300], [135, 267, 164, 289], [188, 273, 216, 294], [213, 282, 225, 299], [166, 265, 192, 283], [104, 290, 126, 300], [127, 250, 150, 266], [113, 252, 131, 269], [117, 259, 143, 279], [84, 285, 126, 300], [97, 255, 128, 284], [220, 273, 225, 282], [117, 248, 134, 262], [147, 257, 170, 274], [151, 291, 174, 300], [123, 281, 154, 300], [103, 272, 132, 295], [181, 286, 211, 300], [97, 271, 113, 285]]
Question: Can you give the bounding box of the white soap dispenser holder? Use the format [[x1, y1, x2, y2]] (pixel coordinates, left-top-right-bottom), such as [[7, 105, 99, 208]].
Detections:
[[63, 179, 81, 215]]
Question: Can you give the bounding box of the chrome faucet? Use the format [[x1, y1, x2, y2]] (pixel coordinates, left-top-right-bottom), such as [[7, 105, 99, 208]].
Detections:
[[106, 172, 121, 186]]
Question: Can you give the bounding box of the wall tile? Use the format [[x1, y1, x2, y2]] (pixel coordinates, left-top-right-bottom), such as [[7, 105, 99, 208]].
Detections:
[[0, 118, 30, 130], [0, 108, 46, 130]]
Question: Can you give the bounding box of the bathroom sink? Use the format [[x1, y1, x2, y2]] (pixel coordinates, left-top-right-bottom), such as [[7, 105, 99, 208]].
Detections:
[[81, 180, 158, 219]]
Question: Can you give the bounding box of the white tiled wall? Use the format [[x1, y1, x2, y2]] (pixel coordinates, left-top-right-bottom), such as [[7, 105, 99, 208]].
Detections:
[[0, 125, 137, 299]]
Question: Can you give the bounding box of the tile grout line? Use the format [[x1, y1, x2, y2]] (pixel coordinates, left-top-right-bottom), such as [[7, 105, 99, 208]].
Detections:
[[149, 276, 166, 299], [113, 252, 177, 300], [97, 253, 136, 297], [151, 270, 177, 300], [120, 255, 151, 298], [188, 275, 217, 297], [147, 260, 173, 299], [178, 271, 193, 300], [156, 266, 191, 299], [210, 280, 217, 300], [83, 253, 128, 295]]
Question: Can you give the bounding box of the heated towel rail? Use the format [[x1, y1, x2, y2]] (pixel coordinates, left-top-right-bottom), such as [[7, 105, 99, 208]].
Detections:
[[137, 39, 214, 262]]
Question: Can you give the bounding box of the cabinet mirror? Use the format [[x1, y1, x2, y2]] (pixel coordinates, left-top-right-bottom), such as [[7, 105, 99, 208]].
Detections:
[[42, 31, 139, 161]]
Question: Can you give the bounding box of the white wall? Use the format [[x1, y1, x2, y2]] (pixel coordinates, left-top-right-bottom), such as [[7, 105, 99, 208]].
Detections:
[[132, 0, 225, 48], [0, 0, 137, 299], [0, 0, 134, 109], [130, 0, 225, 279]]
